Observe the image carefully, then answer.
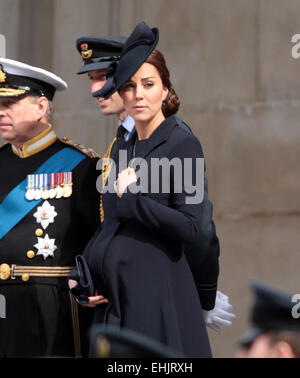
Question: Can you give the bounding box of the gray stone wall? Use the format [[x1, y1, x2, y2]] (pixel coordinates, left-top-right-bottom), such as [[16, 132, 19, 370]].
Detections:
[[0, 0, 299, 357]]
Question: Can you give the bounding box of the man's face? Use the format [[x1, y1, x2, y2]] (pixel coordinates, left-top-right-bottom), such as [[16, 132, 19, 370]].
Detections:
[[0, 95, 40, 146], [88, 69, 125, 116], [235, 334, 296, 358]]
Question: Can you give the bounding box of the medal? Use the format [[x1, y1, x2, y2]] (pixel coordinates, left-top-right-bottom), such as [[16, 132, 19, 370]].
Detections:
[[33, 200, 57, 230], [55, 172, 63, 199], [34, 234, 57, 260], [34, 174, 43, 200], [63, 172, 73, 198], [55, 186, 63, 198], [63, 184, 72, 198], [41, 174, 50, 200], [25, 174, 35, 201], [49, 173, 56, 199], [42, 189, 50, 200]]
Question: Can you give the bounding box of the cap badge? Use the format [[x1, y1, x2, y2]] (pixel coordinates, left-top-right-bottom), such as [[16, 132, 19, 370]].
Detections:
[[80, 43, 93, 60], [0, 65, 6, 83]]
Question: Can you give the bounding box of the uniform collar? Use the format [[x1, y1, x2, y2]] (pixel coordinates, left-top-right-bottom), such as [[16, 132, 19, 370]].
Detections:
[[11, 124, 57, 158]]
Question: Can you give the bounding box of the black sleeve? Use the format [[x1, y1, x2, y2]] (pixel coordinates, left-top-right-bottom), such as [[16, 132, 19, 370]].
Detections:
[[175, 116, 220, 310], [116, 135, 204, 244], [184, 176, 220, 310]]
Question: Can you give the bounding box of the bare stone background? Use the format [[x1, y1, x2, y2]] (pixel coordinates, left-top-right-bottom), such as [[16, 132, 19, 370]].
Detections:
[[0, 0, 299, 357]]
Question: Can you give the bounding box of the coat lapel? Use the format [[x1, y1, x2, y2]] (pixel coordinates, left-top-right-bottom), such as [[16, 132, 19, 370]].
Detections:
[[128, 115, 178, 160]]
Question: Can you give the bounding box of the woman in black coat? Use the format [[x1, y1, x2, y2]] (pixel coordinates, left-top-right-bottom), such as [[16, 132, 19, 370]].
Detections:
[[71, 22, 212, 357]]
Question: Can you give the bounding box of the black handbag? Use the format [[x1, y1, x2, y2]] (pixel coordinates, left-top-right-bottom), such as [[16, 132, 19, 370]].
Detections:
[[69, 255, 94, 305]]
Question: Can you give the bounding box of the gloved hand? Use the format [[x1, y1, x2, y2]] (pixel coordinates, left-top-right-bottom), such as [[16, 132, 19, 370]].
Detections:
[[203, 290, 236, 332]]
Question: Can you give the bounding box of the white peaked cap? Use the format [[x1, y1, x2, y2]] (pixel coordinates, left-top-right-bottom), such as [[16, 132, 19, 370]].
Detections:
[[0, 58, 67, 99]]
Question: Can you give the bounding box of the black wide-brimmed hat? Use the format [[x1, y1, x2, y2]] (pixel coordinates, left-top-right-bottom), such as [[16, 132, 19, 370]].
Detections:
[[238, 279, 300, 347], [92, 21, 159, 99], [76, 36, 127, 74]]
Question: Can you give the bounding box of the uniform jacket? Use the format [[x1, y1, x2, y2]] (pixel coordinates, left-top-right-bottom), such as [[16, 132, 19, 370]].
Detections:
[[0, 130, 100, 357]]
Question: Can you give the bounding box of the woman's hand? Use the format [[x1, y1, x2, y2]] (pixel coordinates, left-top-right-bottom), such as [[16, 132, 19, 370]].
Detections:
[[114, 167, 137, 198], [68, 279, 109, 307], [83, 291, 109, 308]]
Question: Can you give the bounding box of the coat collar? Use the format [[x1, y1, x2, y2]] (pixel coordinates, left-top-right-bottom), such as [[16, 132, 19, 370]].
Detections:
[[11, 124, 57, 158], [129, 115, 177, 159]]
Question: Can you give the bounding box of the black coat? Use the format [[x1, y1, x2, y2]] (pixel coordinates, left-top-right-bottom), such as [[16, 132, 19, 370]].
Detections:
[[174, 116, 219, 310], [102, 116, 220, 310], [83, 116, 212, 357], [0, 139, 100, 357]]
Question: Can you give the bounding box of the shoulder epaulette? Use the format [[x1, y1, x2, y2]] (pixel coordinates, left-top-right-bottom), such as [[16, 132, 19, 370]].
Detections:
[[60, 137, 101, 158]]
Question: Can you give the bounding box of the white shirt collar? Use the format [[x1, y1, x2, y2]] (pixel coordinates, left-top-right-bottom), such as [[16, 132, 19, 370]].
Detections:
[[118, 115, 135, 134]]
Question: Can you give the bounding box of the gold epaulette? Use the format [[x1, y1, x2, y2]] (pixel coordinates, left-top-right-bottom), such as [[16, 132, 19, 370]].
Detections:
[[60, 137, 101, 159], [102, 137, 117, 185], [100, 137, 117, 223]]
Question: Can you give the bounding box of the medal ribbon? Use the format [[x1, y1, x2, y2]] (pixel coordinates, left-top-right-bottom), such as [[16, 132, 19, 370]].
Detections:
[[0, 147, 87, 240]]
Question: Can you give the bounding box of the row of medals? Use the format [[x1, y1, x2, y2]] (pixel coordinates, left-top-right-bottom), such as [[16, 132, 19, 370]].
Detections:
[[25, 184, 72, 201]]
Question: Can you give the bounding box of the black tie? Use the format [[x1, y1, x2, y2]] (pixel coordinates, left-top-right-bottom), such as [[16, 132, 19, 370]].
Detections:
[[116, 124, 126, 146]]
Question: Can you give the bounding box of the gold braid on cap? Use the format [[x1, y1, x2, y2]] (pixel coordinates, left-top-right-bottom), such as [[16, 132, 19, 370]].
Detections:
[[0, 65, 6, 83]]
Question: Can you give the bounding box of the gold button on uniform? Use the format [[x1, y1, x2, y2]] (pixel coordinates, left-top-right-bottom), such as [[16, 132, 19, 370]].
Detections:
[[27, 250, 35, 259], [35, 228, 43, 237], [0, 263, 11, 280], [21, 274, 30, 282]]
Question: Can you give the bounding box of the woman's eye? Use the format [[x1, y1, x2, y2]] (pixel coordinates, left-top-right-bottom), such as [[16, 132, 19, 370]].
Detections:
[[123, 83, 134, 90], [145, 82, 154, 88]]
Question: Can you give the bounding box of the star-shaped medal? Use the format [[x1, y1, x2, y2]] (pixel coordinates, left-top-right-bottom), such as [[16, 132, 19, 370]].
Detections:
[[34, 234, 57, 260], [33, 200, 57, 230]]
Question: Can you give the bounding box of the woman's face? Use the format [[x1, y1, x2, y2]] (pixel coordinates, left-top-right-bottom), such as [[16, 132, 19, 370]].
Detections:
[[120, 63, 168, 125]]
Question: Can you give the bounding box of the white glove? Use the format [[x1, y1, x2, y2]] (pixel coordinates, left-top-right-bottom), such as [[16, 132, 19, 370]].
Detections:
[[203, 290, 236, 332]]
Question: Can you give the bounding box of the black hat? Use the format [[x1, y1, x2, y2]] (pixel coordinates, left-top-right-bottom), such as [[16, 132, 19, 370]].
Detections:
[[89, 325, 184, 358], [0, 58, 67, 100], [76, 36, 127, 75], [239, 280, 300, 347], [92, 21, 159, 99]]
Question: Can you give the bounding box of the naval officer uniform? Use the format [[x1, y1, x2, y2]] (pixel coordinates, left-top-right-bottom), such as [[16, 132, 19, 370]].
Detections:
[[0, 58, 100, 357]]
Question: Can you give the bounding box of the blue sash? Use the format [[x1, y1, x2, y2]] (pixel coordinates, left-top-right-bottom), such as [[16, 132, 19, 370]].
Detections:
[[0, 147, 87, 240]]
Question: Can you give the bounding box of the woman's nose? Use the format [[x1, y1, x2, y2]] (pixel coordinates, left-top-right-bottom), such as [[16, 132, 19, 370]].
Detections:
[[135, 85, 144, 99]]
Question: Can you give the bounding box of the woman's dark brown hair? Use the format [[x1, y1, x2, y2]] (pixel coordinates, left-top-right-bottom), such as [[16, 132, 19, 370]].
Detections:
[[146, 49, 180, 117]]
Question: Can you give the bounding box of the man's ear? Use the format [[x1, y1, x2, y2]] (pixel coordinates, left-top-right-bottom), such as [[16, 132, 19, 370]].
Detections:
[[36, 96, 49, 121]]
